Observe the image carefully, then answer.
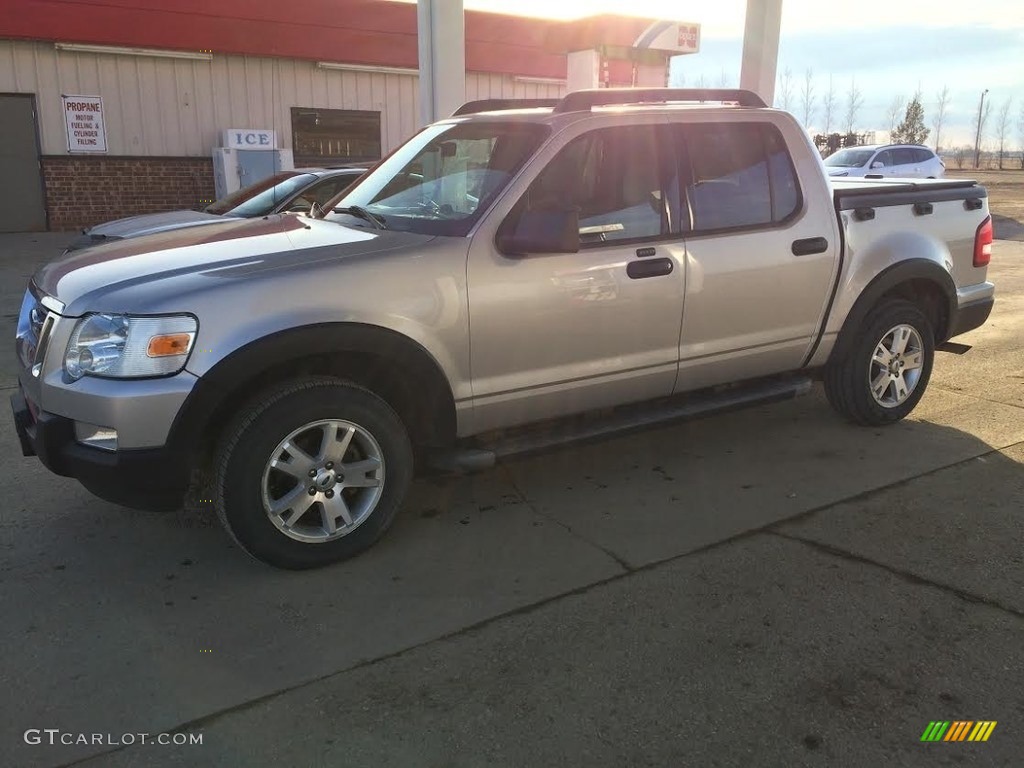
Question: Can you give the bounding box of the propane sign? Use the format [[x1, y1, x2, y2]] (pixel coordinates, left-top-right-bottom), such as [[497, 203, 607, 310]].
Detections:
[[62, 95, 107, 153]]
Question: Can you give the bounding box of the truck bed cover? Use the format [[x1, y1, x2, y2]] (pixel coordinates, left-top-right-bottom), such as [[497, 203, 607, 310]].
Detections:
[[831, 177, 986, 210]]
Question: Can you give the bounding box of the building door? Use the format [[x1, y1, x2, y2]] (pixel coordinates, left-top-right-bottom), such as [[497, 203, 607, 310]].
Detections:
[[0, 95, 46, 232]]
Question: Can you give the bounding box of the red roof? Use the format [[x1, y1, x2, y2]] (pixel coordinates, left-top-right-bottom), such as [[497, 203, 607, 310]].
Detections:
[[2, 0, 659, 80]]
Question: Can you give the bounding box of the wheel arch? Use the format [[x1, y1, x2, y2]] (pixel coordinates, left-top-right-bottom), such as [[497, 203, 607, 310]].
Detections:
[[167, 323, 458, 463], [828, 259, 956, 366]]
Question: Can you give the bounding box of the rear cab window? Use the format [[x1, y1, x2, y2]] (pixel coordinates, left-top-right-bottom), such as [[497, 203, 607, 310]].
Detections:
[[675, 122, 802, 234]]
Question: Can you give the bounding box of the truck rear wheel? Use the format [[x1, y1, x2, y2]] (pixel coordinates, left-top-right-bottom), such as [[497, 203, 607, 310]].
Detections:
[[214, 378, 413, 569], [824, 299, 935, 426]]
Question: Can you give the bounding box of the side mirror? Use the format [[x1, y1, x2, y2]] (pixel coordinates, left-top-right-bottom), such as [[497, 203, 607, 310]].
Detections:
[[497, 207, 580, 256], [870, 160, 885, 169]]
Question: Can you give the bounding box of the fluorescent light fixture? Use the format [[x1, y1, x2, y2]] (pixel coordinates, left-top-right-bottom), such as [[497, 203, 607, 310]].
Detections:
[[513, 75, 567, 86], [316, 62, 417, 76], [55, 43, 212, 61]]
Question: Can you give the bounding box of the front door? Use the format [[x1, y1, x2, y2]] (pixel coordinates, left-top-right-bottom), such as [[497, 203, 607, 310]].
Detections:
[[872, 148, 898, 177], [466, 122, 686, 433], [0, 94, 46, 232]]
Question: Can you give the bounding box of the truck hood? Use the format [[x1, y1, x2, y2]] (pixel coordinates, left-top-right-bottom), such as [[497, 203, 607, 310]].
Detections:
[[84, 210, 229, 239], [34, 214, 432, 315]]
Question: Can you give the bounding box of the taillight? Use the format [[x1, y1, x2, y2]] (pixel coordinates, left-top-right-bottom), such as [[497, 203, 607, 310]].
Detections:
[[973, 215, 993, 267]]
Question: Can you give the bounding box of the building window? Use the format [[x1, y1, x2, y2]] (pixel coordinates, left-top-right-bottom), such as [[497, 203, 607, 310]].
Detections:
[[291, 108, 381, 166]]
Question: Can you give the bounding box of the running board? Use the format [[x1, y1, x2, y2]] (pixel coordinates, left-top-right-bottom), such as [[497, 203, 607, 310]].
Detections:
[[937, 341, 972, 355], [428, 376, 814, 472]]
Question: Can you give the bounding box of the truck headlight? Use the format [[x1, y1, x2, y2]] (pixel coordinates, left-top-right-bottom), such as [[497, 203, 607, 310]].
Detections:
[[64, 313, 197, 380]]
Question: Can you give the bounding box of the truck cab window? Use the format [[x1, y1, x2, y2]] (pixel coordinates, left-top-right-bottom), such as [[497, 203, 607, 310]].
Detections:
[[519, 125, 666, 246], [682, 123, 800, 232]]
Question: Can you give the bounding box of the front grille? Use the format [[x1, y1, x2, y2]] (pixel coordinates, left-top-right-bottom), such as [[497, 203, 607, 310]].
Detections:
[[15, 287, 56, 375]]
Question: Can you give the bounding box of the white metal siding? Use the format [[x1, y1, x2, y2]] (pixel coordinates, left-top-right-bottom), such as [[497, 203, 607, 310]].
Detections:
[[0, 39, 566, 158]]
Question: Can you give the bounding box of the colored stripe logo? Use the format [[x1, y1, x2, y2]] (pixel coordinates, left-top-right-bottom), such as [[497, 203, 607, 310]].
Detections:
[[921, 721, 997, 742]]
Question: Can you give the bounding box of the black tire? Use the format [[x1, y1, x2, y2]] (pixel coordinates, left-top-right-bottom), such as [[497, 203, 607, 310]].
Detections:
[[824, 299, 935, 426], [214, 378, 414, 569]]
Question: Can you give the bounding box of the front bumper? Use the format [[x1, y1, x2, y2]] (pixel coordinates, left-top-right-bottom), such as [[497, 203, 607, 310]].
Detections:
[[11, 388, 189, 511]]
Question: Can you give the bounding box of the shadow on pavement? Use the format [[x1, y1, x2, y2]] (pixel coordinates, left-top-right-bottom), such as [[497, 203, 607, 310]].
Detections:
[[2, 388, 1022, 767]]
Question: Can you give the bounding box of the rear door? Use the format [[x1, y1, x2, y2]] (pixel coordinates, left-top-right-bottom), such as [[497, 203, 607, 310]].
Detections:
[[893, 147, 920, 177], [673, 120, 840, 391], [916, 148, 941, 177]]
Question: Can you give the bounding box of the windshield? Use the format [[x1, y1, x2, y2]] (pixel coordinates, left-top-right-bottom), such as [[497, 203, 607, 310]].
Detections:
[[824, 148, 876, 168], [324, 121, 550, 236], [205, 172, 316, 216]]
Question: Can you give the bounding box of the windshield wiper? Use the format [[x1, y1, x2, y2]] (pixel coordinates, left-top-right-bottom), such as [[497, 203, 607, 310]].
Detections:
[[333, 205, 387, 230]]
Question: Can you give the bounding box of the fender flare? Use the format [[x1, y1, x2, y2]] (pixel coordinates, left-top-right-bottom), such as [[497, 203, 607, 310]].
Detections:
[[166, 323, 458, 454], [828, 258, 957, 364]]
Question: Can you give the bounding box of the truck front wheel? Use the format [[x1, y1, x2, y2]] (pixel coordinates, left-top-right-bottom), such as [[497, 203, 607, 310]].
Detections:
[[213, 378, 414, 569], [824, 299, 935, 426]]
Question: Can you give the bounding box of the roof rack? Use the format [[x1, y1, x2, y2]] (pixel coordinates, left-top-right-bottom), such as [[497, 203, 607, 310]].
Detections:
[[552, 88, 766, 113], [451, 98, 561, 116], [450, 88, 767, 118]]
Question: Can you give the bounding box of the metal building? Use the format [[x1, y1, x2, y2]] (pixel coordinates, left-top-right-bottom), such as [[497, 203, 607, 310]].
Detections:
[[0, 0, 681, 232]]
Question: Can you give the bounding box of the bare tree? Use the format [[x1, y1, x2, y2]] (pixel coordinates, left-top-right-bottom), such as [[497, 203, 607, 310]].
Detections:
[[696, 73, 707, 90], [995, 97, 1012, 169], [776, 67, 794, 111], [953, 145, 968, 169], [886, 95, 907, 140], [1018, 101, 1024, 168], [844, 78, 864, 135], [933, 85, 951, 154], [974, 96, 992, 168], [822, 74, 837, 135], [800, 68, 815, 129], [718, 67, 729, 88]]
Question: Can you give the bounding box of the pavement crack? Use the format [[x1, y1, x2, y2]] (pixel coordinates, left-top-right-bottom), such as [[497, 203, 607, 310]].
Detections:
[[499, 463, 634, 573], [768, 529, 1024, 621], [53, 442, 1024, 767], [930, 383, 1024, 411], [763, 438, 1024, 532]]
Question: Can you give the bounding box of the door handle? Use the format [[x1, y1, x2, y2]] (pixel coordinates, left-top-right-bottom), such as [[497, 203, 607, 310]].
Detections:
[[627, 257, 673, 279], [791, 237, 829, 256]]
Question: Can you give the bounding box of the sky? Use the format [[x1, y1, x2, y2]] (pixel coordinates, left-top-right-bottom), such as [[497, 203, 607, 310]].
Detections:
[[453, 0, 1024, 148]]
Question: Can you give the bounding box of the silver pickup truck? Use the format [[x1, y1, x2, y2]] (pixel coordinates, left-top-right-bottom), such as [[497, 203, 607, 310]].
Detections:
[[13, 88, 995, 569]]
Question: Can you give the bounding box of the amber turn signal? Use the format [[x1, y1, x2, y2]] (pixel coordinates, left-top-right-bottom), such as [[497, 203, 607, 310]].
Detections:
[[147, 333, 193, 357]]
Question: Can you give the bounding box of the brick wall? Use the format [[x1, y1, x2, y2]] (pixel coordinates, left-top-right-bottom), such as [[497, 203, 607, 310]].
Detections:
[[41, 156, 215, 231]]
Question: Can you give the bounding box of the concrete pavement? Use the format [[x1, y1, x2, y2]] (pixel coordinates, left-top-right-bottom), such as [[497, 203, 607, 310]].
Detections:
[[1, 234, 1022, 767]]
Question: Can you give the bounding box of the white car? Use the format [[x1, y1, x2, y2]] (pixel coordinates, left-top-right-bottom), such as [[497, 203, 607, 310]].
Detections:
[[824, 144, 945, 179]]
